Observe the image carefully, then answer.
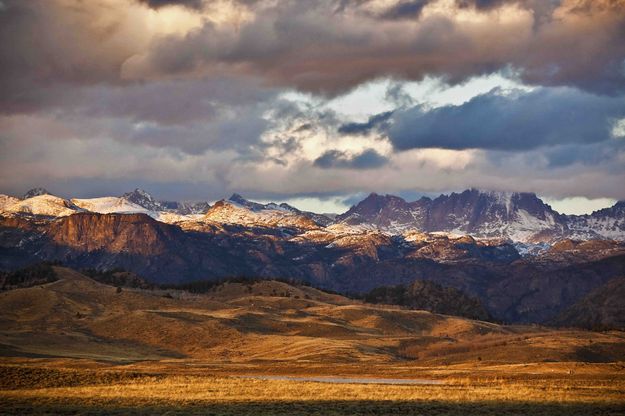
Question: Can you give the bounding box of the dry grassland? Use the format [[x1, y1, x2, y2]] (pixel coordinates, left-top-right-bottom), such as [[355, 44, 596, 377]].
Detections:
[[1, 363, 624, 415]]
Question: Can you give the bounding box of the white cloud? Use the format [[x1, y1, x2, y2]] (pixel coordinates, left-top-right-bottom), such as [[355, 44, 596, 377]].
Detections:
[[612, 118, 625, 139], [542, 196, 617, 215]]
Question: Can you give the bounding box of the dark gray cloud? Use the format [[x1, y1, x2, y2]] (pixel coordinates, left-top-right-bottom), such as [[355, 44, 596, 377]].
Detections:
[[540, 141, 625, 170], [385, 83, 415, 107], [387, 87, 625, 151], [136, 0, 203, 9], [338, 111, 393, 135], [381, 1, 430, 19], [456, 0, 526, 10], [2, 0, 623, 109], [123, 114, 270, 155], [128, 0, 625, 95], [0, 0, 148, 114], [314, 149, 389, 169], [339, 0, 560, 18], [75, 77, 277, 125]]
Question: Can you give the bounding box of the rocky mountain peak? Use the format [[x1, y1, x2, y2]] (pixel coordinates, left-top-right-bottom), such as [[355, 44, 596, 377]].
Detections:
[[228, 193, 248, 205], [121, 188, 163, 211], [351, 193, 408, 213], [22, 187, 51, 199], [227, 193, 266, 211]]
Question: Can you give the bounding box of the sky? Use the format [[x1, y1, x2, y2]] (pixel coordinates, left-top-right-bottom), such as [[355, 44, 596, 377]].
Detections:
[[0, 0, 624, 215]]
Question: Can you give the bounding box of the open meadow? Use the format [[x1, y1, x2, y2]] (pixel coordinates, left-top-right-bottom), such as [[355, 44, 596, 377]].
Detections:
[[1, 360, 624, 415]]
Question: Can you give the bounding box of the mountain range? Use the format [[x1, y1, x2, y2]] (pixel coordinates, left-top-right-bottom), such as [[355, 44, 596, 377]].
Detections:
[[1, 187, 624, 243], [337, 189, 625, 242]]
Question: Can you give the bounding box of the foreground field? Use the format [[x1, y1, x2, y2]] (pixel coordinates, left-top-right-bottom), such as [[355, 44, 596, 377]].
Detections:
[[1, 267, 625, 414], [1, 361, 625, 415]]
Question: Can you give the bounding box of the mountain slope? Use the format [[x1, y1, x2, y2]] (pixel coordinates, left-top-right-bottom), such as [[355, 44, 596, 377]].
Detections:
[[121, 188, 166, 211], [566, 201, 625, 241], [0, 195, 20, 211], [3, 187, 622, 242], [227, 193, 333, 226], [549, 276, 625, 330]]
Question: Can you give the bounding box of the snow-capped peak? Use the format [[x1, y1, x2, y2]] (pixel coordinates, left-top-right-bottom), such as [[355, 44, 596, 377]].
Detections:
[[71, 197, 150, 215], [204, 198, 320, 229], [227, 193, 266, 211]]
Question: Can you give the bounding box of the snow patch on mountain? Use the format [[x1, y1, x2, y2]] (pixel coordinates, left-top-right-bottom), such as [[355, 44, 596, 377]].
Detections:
[[71, 197, 151, 215], [203, 199, 320, 229], [71, 196, 202, 223], [2, 194, 82, 217], [0, 195, 20, 211]]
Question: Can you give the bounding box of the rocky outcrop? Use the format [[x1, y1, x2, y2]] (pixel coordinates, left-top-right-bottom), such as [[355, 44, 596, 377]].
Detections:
[[46, 213, 179, 255]]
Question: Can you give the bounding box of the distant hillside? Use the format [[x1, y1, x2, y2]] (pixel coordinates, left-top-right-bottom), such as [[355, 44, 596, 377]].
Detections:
[[363, 280, 492, 321], [550, 276, 625, 331], [1, 266, 624, 366]]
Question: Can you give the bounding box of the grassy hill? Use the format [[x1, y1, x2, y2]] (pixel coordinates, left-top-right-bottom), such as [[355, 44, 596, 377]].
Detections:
[[1, 267, 624, 366]]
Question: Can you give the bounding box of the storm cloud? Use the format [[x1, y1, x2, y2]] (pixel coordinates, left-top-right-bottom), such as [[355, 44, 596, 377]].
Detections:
[[338, 111, 394, 135], [136, 0, 204, 9], [387, 87, 625, 151], [314, 149, 389, 169], [125, 0, 625, 95]]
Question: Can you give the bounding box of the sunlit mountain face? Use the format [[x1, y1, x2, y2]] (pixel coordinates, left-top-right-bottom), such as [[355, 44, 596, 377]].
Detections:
[[0, 0, 624, 213]]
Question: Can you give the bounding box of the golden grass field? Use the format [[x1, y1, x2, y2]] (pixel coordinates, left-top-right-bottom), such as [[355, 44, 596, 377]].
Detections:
[[1, 267, 624, 415], [1, 361, 624, 415]]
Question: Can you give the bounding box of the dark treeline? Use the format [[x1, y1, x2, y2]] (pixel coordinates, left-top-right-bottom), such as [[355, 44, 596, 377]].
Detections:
[[0, 262, 60, 290], [81, 268, 155, 289], [161, 275, 311, 293]]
